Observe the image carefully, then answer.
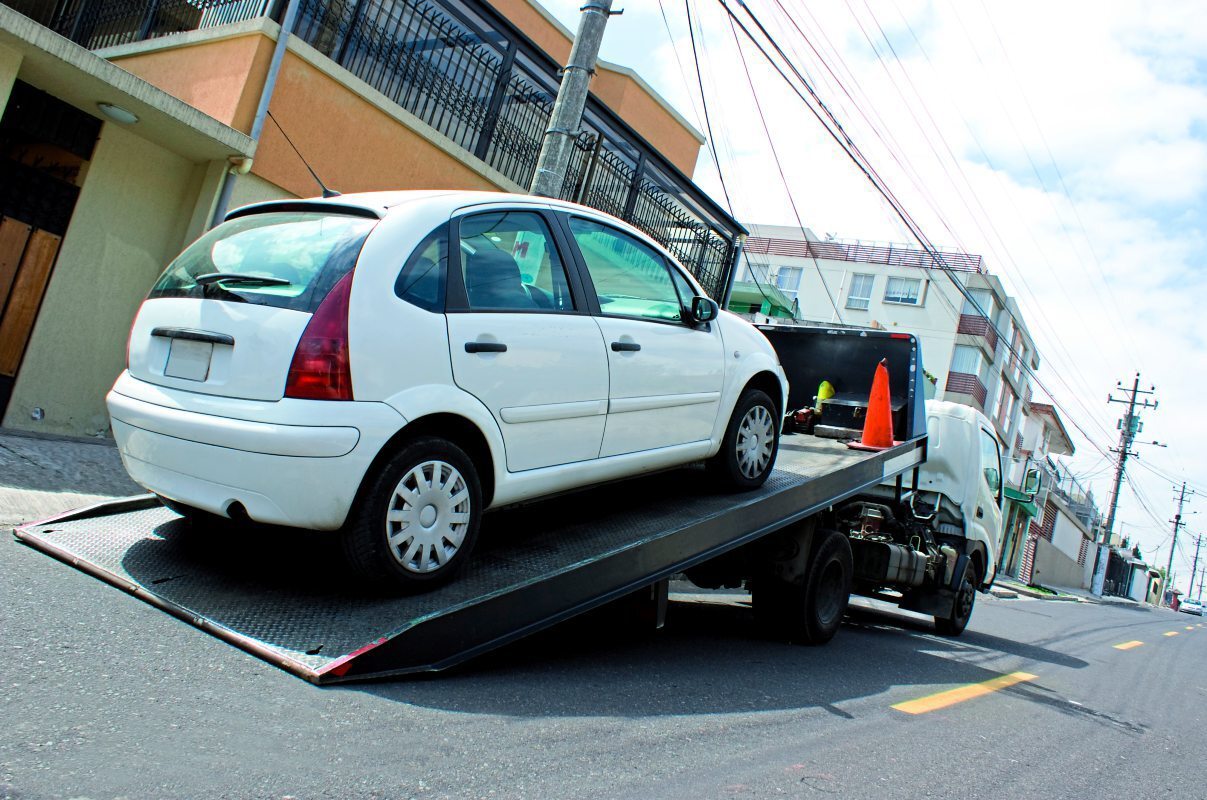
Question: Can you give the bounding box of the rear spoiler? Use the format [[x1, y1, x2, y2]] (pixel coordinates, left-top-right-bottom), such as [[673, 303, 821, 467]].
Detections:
[[225, 200, 384, 222]]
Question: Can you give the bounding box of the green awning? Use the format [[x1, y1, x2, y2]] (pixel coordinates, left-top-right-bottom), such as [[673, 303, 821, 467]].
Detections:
[[1004, 487, 1037, 518]]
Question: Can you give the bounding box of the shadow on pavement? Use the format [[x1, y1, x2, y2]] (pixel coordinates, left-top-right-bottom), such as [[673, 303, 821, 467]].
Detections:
[[349, 592, 1093, 720]]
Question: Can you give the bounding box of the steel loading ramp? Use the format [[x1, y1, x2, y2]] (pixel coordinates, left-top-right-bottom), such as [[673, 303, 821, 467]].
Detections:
[[13, 436, 925, 683]]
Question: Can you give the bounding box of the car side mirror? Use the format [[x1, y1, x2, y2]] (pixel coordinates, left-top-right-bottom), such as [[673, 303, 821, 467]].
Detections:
[[691, 296, 719, 324], [1023, 466, 1041, 498]]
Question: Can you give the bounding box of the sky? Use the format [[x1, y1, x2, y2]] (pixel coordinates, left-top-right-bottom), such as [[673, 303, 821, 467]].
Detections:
[[538, 0, 1207, 591]]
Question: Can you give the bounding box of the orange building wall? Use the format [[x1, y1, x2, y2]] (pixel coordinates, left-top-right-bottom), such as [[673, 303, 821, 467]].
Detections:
[[111, 1, 703, 182], [111, 35, 273, 133], [256, 51, 506, 197]]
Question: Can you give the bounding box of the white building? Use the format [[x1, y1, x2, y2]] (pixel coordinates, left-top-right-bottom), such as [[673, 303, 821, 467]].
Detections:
[[737, 224, 1041, 463]]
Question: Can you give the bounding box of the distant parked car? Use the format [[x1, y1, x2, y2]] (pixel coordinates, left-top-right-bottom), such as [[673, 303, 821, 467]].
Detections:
[[107, 191, 787, 592], [1178, 598, 1203, 616]]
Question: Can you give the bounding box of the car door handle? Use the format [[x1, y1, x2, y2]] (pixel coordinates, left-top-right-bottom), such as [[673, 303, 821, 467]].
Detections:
[[976, 506, 984, 519], [465, 341, 507, 353], [610, 341, 641, 352]]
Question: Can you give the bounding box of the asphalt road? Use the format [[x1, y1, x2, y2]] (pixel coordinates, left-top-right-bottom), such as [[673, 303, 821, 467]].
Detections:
[[3, 530, 1204, 800]]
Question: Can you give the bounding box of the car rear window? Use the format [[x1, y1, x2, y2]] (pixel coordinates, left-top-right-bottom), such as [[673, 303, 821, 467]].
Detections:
[[148, 211, 377, 312]]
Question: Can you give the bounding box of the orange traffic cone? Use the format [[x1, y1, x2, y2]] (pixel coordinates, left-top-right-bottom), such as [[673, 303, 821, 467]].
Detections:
[[847, 359, 900, 451]]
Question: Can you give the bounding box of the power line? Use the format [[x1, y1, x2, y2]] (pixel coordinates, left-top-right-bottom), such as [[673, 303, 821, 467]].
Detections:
[[717, 0, 1118, 464]]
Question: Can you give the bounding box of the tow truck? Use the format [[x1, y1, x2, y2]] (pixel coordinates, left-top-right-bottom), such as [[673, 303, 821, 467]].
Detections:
[[13, 325, 1020, 683]]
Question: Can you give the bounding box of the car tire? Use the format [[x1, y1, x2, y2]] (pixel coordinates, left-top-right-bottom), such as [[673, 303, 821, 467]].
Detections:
[[753, 529, 852, 645], [708, 388, 780, 490], [342, 436, 483, 593], [936, 560, 979, 636]]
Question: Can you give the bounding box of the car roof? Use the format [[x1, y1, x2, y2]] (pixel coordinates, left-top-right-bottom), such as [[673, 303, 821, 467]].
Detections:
[[226, 190, 695, 281], [232, 190, 632, 222]]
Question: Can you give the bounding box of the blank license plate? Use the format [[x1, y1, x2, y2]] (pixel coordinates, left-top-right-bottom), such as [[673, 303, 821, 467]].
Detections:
[[164, 338, 213, 381]]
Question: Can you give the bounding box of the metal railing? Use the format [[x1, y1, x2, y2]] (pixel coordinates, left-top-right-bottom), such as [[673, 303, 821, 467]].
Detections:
[[745, 236, 984, 273], [45, 0, 742, 298]]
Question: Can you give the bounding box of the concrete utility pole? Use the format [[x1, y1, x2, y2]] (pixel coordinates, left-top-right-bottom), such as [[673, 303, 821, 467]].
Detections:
[[1103, 374, 1161, 542], [1190, 534, 1203, 599], [529, 0, 618, 198], [1165, 482, 1196, 601]]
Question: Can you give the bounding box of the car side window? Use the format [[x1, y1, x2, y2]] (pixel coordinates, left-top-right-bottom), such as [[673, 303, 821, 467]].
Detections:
[[567, 217, 685, 323], [980, 429, 1003, 500], [458, 211, 575, 312], [395, 226, 447, 312]]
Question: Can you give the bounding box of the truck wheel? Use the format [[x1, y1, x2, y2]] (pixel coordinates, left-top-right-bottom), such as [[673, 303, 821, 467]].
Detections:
[[754, 529, 852, 645], [709, 388, 779, 490], [935, 561, 979, 636], [343, 437, 482, 593]]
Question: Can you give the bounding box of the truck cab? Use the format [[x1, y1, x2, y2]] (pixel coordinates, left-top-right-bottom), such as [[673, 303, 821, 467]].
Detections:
[[913, 400, 1007, 590]]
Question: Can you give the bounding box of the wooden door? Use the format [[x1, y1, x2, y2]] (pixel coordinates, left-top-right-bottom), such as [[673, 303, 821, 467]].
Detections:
[[0, 216, 63, 379]]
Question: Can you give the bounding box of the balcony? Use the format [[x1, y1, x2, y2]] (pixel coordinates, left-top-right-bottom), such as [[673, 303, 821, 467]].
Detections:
[[944, 371, 987, 408], [957, 313, 999, 353], [43, 0, 742, 297], [744, 236, 984, 273]]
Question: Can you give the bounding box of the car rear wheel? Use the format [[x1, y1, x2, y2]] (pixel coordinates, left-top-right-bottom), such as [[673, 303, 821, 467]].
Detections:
[[708, 388, 779, 490], [343, 437, 482, 592]]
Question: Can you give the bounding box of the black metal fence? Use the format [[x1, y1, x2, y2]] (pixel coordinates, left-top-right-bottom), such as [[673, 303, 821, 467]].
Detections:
[[42, 0, 743, 297]]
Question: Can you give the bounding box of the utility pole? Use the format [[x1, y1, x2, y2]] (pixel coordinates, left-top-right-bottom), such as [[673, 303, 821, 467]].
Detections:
[[529, 1, 619, 198], [1164, 482, 1196, 602], [1190, 534, 1203, 600], [1103, 373, 1161, 541]]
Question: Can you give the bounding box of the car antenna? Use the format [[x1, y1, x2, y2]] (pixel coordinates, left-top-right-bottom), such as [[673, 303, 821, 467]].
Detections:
[[266, 110, 341, 198]]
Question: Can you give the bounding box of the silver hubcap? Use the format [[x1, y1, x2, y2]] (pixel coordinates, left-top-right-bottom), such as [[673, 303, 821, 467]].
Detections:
[[737, 404, 775, 479], [385, 460, 471, 574]]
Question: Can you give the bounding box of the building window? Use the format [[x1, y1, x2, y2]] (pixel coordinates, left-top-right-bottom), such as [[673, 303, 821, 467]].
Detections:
[[962, 287, 993, 318], [773, 266, 803, 301], [950, 344, 988, 380], [884, 276, 923, 305], [846, 273, 874, 310], [995, 383, 1017, 433]]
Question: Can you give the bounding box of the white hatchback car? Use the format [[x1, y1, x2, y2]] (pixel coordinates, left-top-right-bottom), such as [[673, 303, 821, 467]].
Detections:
[[107, 191, 787, 591]]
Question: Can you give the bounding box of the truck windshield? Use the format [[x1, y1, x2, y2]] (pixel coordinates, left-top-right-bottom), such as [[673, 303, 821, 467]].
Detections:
[[148, 211, 376, 313]]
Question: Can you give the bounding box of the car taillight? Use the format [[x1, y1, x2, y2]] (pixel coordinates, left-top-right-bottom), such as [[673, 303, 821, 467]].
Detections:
[[285, 272, 354, 401]]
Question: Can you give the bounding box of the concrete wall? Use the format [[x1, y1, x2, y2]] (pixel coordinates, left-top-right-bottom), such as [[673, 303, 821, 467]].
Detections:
[[1031, 536, 1089, 591], [3, 123, 218, 435], [0, 41, 19, 108], [1050, 502, 1089, 563]]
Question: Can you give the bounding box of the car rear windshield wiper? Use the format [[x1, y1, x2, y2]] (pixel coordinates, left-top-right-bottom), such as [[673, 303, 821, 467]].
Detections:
[[195, 272, 292, 287]]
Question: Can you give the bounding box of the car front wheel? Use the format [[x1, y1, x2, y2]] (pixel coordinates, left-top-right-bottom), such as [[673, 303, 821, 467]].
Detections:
[[343, 437, 483, 592], [709, 388, 779, 490]]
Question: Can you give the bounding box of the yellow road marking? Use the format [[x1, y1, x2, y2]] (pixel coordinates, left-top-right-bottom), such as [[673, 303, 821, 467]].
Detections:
[[1187, 626, 1196, 631], [1165, 631, 1180, 637], [1114, 640, 1144, 650], [892, 672, 1037, 715]]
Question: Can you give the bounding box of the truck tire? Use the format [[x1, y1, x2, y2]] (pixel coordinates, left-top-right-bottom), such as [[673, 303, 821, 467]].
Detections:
[[935, 561, 979, 636], [754, 529, 852, 645], [708, 388, 780, 490], [342, 436, 482, 593]]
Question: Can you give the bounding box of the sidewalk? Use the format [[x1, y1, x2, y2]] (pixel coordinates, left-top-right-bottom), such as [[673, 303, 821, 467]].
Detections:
[[0, 428, 141, 528], [993, 576, 1155, 610]]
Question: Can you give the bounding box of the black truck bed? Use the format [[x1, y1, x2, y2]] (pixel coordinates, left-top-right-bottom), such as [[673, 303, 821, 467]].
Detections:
[[14, 435, 925, 683]]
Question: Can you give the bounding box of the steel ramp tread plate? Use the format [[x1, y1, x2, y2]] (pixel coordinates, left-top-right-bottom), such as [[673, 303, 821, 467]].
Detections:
[[14, 436, 924, 683]]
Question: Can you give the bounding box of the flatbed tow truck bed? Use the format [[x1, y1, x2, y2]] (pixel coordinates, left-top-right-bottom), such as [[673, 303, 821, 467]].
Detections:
[[13, 435, 924, 683]]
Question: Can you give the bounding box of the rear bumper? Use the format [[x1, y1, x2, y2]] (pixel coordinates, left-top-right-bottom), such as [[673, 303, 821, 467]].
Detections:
[[107, 374, 405, 529]]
